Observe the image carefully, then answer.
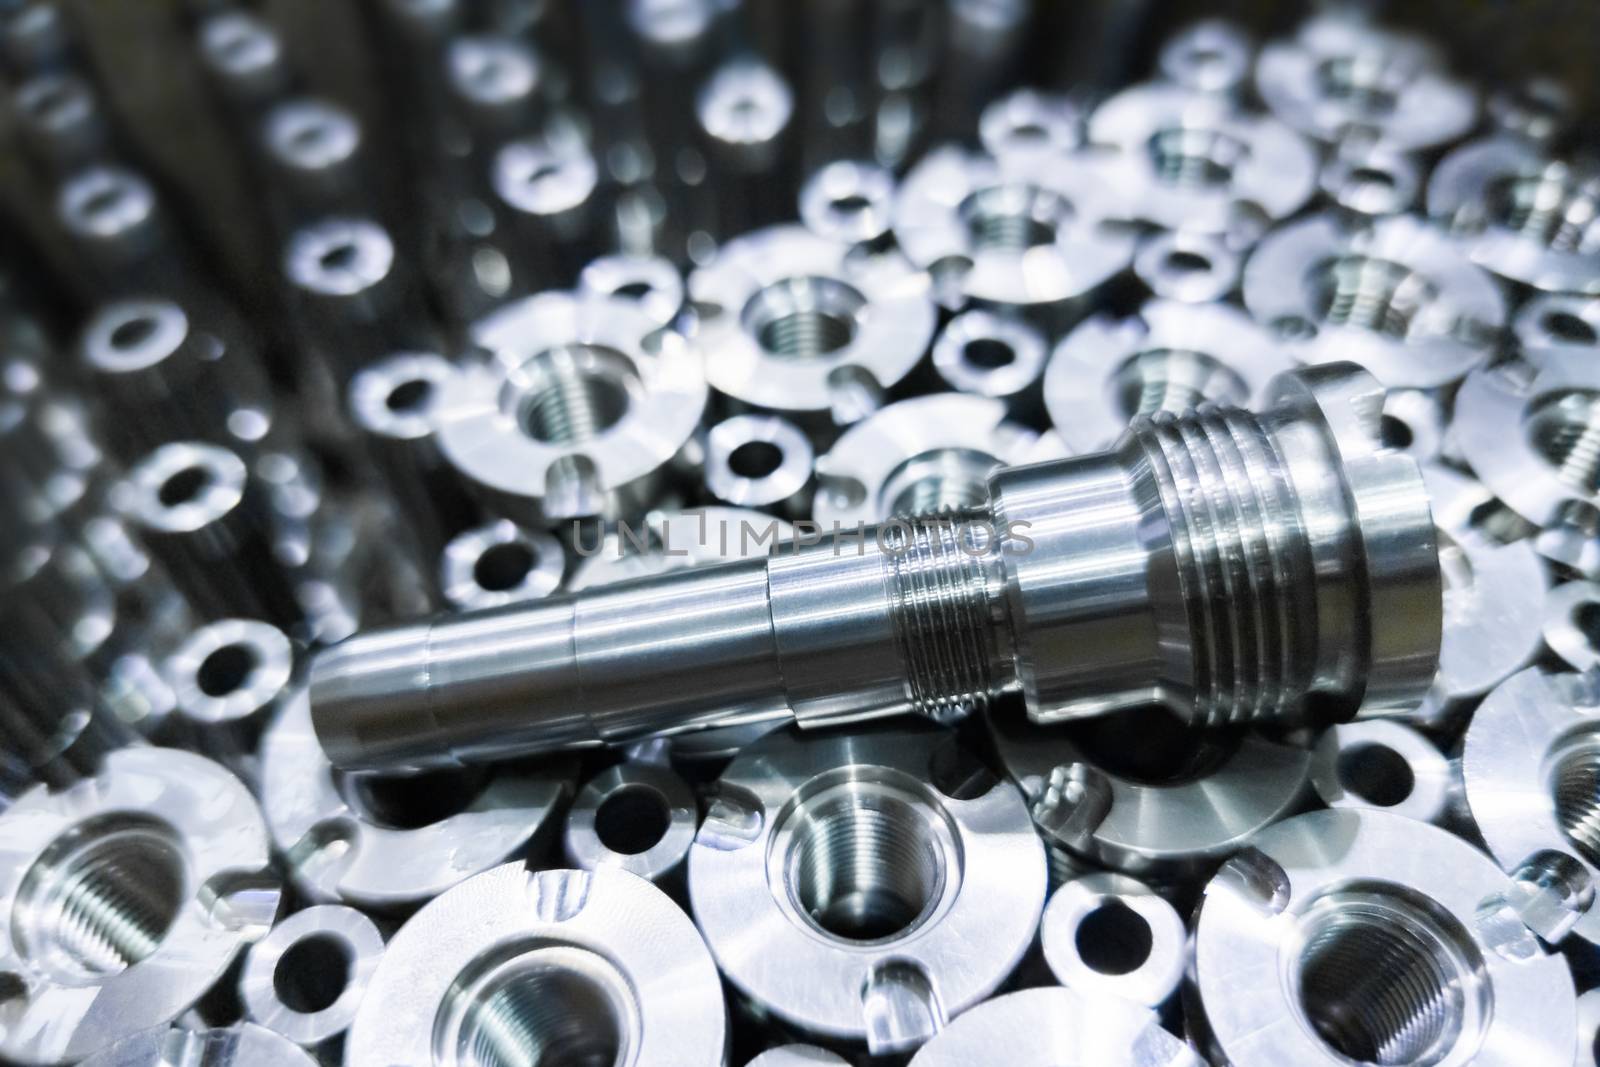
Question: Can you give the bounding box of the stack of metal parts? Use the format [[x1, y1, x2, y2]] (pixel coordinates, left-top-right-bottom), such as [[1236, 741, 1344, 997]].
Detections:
[[1, 1, 1598, 1063]]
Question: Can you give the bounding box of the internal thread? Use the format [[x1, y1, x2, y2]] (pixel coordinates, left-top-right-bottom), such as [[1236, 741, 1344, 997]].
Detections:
[[1130, 406, 1311, 726], [1114, 350, 1248, 420], [463, 965, 623, 1067], [882, 513, 996, 718], [757, 309, 855, 359], [1552, 739, 1600, 866], [1495, 172, 1600, 253], [1310, 255, 1436, 339], [1297, 897, 1472, 1065], [519, 371, 628, 445], [1147, 127, 1243, 190], [791, 788, 942, 942], [969, 210, 1055, 252], [1526, 390, 1600, 494]]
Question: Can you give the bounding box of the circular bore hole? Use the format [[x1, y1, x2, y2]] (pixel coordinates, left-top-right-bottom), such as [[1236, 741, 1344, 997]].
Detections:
[[593, 784, 671, 855], [458, 961, 624, 1067], [196, 641, 259, 698], [513, 345, 637, 445], [963, 337, 1016, 369], [274, 933, 352, 1015], [612, 280, 654, 301], [1074, 899, 1154, 976], [1315, 56, 1401, 117], [1006, 121, 1050, 143], [789, 786, 945, 943], [1164, 249, 1212, 275], [385, 377, 433, 413], [832, 193, 872, 214], [82, 185, 126, 218], [1295, 889, 1480, 1065], [12, 814, 187, 981], [1337, 743, 1415, 807], [109, 315, 159, 350], [1348, 165, 1398, 191], [337, 766, 489, 831], [158, 465, 211, 508], [473, 541, 536, 592], [1307, 254, 1437, 340], [1575, 600, 1600, 650], [1146, 126, 1246, 189], [1543, 310, 1598, 345], [1379, 414, 1415, 450], [727, 439, 784, 479], [1524, 389, 1600, 493], [318, 242, 359, 272]]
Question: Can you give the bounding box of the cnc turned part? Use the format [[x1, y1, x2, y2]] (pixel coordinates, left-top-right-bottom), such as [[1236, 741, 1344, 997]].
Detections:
[[1319, 140, 1422, 219], [1463, 668, 1600, 944], [310, 362, 1440, 769], [1040, 873, 1187, 1008], [1545, 581, 1600, 672], [689, 725, 1046, 1055], [345, 864, 726, 1067], [703, 414, 813, 517], [578, 253, 684, 329], [1515, 294, 1600, 360], [562, 760, 697, 886], [746, 1047, 848, 1067], [1159, 19, 1253, 96], [1311, 719, 1455, 825], [797, 160, 898, 249], [258, 689, 574, 912], [440, 519, 564, 611], [1133, 230, 1242, 304], [164, 617, 294, 779], [240, 904, 382, 1059], [929, 310, 1049, 415], [908, 988, 1200, 1067], [1187, 809, 1576, 1067], [78, 1025, 316, 1067], [0, 748, 281, 1065]]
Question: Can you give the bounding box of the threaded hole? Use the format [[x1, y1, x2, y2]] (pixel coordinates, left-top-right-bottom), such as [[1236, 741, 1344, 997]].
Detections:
[[110, 315, 158, 350], [11, 814, 187, 981], [386, 378, 433, 413], [789, 786, 946, 943], [741, 276, 866, 360], [1524, 389, 1600, 493], [509, 345, 637, 445], [197, 641, 258, 698], [1146, 126, 1246, 189], [1487, 171, 1600, 253], [727, 440, 784, 478], [593, 785, 671, 855], [959, 184, 1070, 252], [275, 933, 351, 1014], [1307, 255, 1439, 339], [1295, 889, 1481, 1066], [459, 962, 624, 1067], [335, 766, 489, 830], [1074, 899, 1153, 975], [1315, 56, 1402, 117], [158, 465, 211, 507], [1550, 734, 1600, 867], [1114, 349, 1248, 419], [474, 542, 535, 591], [1337, 743, 1415, 807]]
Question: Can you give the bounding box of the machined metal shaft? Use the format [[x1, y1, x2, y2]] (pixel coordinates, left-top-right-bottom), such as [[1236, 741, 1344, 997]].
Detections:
[[311, 362, 1441, 771]]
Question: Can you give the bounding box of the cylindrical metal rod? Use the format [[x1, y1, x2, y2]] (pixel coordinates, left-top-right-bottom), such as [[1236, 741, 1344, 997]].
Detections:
[[311, 363, 1441, 770]]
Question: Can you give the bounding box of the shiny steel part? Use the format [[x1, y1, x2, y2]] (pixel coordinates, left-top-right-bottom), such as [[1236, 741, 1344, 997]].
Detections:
[[1311, 719, 1454, 825], [1457, 354, 1600, 575], [562, 760, 696, 886], [930, 310, 1048, 417], [696, 58, 795, 239], [1254, 12, 1477, 151], [119, 440, 302, 627], [0, 747, 281, 1065], [440, 519, 564, 611], [746, 1047, 847, 1067], [491, 136, 601, 290], [690, 725, 1046, 1055], [311, 362, 1440, 769], [165, 618, 293, 778], [578, 253, 684, 329], [56, 165, 165, 285], [1545, 581, 1600, 672], [260, 98, 367, 217], [566, 506, 793, 592], [1380, 387, 1447, 465], [977, 89, 1085, 165], [1463, 668, 1600, 944], [1045, 298, 1289, 455], [1132, 230, 1241, 304], [13, 71, 106, 174], [197, 11, 290, 113], [443, 34, 543, 146], [1579, 989, 1600, 1067], [1090, 84, 1317, 237], [987, 703, 1311, 883], [346, 864, 726, 1067], [1486, 76, 1574, 148], [1428, 137, 1600, 295], [704, 413, 813, 517], [1319, 140, 1422, 219], [78, 1025, 316, 1067], [893, 146, 1134, 334], [1040, 873, 1186, 1008], [259, 689, 573, 912], [1516, 294, 1600, 359], [1158, 19, 1253, 96], [908, 987, 1199, 1067], [79, 298, 274, 462], [239, 905, 382, 1060], [812, 393, 1037, 527], [348, 352, 477, 572], [439, 290, 706, 524], [797, 160, 898, 251], [1188, 809, 1575, 1067], [1243, 213, 1505, 389], [687, 224, 934, 432]]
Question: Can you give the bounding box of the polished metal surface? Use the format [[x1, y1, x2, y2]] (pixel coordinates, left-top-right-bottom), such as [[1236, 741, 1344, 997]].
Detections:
[[1040, 872, 1187, 1008], [1310, 719, 1456, 825], [908, 987, 1200, 1067], [78, 1025, 317, 1067], [439, 519, 564, 611], [239, 904, 382, 1061], [563, 759, 697, 887]]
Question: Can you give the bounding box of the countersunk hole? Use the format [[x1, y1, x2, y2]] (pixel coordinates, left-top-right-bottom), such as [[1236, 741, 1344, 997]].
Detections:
[[1379, 414, 1415, 450], [110, 315, 159, 350], [11, 813, 187, 981], [1295, 888, 1482, 1065], [197, 641, 258, 698], [1307, 254, 1438, 339], [743, 276, 866, 360], [594, 785, 671, 855], [959, 184, 1069, 252], [457, 960, 624, 1067], [336, 766, 489, 830], [1544, 310, 1598, 345], [1074, 899, 1153, 976], [158, 465, 211, 508], [1575, 601, 1600, 651], [1164, 249, 1212, 274], [1337, 743, 1415, 807], [727, 440, 784, 479], [82, 186, 126, 218], [1147, 126, 1247, 189], [318, 242, 359, 272], [274, 932, 352, 1014], [474, 541, 535, 591], [963, 337, 1016, 369], [386, 377, 433, 413]]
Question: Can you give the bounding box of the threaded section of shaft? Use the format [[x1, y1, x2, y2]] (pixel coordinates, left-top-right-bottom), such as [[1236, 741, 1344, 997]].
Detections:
[[881, 513, 996, 720], [1130, 405, 1312, 727]]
